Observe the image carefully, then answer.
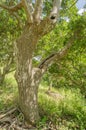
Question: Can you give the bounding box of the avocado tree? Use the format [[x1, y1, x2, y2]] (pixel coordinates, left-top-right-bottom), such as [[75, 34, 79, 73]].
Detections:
[[0, 0, 78, 124]]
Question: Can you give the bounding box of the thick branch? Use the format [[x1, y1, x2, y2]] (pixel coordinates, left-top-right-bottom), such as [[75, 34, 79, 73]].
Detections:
[[22, 0, 33, 23], [0, 1, 22, 12], [50, 0, 62, 22], [38, 37, 73, 72], [38, 0, 62, 36], [33, 0, 43, 23]]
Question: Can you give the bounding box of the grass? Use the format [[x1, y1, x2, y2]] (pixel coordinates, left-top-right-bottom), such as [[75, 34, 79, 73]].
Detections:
[[0, 72, 18, 111], [0, 74, 86, 130], [38, 85, 86, 130]]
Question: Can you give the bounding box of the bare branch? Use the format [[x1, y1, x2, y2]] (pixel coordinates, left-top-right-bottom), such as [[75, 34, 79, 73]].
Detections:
[[22, 0, 33, 23], [33, 0, 43, 23], [0, 1, 22, 12], [38, 37, 74, 73]]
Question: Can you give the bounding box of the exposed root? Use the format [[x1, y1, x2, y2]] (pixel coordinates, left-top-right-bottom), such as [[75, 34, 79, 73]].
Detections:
[[0, 106, 58, 130], [0, 107, 37, 130], [0, 107, 17, 119]]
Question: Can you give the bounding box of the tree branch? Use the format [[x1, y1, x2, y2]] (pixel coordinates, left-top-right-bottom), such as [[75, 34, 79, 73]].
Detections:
[[22, 0, 33, 23], [38, 0, 62, 36], [0, 0, 33, 23], [0, 1, 22, 12], [33, 0, 43, 23], [50, 0, 62, 23], [38, 36, 74, 73]]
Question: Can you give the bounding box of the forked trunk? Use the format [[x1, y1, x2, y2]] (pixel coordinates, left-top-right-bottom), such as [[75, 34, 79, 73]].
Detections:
[[14, 25, 42, 124]]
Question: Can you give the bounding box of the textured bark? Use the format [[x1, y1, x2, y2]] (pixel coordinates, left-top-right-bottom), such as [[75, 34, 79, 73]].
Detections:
[[14, 24, 42, 124]]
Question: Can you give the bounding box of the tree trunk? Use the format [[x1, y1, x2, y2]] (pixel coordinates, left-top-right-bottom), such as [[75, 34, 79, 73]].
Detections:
[[14, 25, 42, 124], [17, 77, 40, 124]]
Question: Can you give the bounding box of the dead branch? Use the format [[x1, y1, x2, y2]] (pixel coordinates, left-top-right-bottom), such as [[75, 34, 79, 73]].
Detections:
[[0, 117, 12, 124], [0, 108, 17, 119]]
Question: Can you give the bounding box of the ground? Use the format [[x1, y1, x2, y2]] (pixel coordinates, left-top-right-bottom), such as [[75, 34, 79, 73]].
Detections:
[[0, 72, 86, 130]]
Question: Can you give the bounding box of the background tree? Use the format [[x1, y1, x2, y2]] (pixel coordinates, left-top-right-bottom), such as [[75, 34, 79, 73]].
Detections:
[[0, 0, 25, 83], [40, 11, 86, 96], [0, 8, 15, 84]]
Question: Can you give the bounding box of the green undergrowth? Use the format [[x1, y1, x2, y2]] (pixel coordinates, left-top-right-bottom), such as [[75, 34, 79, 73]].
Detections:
[[38, 85, 86, 130], [0, 72, 18, 111], [0, 75, 86, 130]]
